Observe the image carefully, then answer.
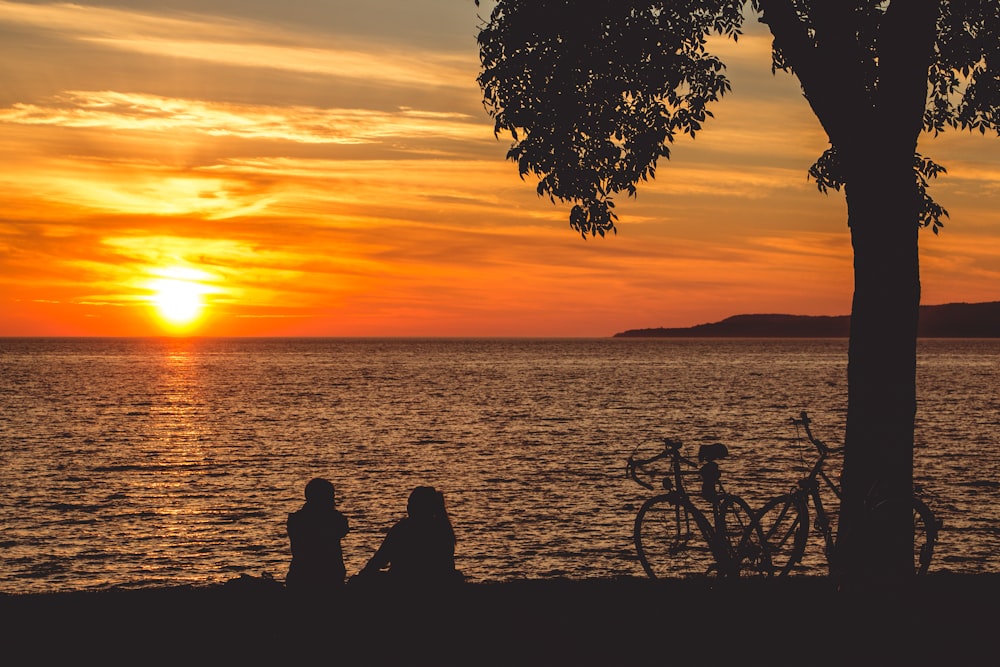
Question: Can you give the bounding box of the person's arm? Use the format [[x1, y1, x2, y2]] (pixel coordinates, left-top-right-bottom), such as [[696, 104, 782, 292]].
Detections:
[[335, 511, 349, 539], [286, 512, 300, 557], [360, 523, 397, 574]]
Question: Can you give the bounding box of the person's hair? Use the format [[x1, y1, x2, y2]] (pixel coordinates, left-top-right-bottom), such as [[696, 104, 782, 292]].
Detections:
[[304, 477, 336, 505], [407, 485, 439, 518], [407, 485, 456, 545]]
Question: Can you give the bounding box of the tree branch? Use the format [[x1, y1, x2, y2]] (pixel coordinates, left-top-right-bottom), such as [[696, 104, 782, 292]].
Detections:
[[878, 0, 941, 146], [756, 0, 864, 147]]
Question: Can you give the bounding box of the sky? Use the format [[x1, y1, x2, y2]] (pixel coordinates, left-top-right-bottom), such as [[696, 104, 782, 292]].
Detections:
[[1, 1, 997, 337]]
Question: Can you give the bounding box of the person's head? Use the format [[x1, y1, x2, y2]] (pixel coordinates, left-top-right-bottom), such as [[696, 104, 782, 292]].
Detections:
[[304, 477, 336, 507], [407, 485, 444, 519]]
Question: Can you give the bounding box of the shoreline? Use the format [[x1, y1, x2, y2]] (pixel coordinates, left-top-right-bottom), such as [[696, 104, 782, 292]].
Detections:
[[2, 574, 996, 664]]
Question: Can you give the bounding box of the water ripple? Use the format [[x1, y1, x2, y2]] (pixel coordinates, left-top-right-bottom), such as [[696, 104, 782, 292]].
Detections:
[[0, 337, 997, 592]]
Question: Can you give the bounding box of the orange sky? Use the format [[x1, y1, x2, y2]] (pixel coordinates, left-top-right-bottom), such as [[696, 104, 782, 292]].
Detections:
[[1, 1, 998, 337]]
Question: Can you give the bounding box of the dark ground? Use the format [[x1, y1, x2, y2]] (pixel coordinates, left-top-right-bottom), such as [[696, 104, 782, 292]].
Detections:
[[1, 574, 995, 665]]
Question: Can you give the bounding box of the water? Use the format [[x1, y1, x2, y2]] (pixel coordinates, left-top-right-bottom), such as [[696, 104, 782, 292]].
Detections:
[[1, 337, 997, 593]]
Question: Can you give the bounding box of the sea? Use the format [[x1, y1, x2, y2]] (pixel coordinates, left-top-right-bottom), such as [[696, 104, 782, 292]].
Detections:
[[1, 337, 997, 593]]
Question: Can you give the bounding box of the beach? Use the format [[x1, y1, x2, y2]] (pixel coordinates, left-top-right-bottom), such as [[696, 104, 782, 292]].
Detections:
[[2, 574, 995, 665]]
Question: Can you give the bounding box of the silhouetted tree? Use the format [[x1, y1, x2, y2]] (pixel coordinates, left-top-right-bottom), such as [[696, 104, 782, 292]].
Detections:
[[476, 0, 998, 584]]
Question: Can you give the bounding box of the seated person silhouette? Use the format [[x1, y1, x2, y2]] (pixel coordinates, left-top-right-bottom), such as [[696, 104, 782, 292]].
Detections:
[[285, 477, 350, 596], [697, 443, 729, 503], [358, 485, 462, 586]]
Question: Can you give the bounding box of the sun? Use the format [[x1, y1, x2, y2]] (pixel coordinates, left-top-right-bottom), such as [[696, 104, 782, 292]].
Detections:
[[152, 278, 203, 324], [145, 268, 212, 331]]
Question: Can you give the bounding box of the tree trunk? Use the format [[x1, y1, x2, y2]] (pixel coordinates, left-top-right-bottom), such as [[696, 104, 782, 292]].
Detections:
[[757, 0, 940, 588], [836, 149, 921, 586]]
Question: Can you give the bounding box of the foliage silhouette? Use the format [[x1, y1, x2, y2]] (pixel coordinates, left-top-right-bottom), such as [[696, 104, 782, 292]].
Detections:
[[476, 0, 998, 584]]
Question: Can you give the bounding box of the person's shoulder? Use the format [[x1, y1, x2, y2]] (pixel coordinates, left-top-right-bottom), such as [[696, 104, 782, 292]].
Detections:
[[386, 516, 410, 534]]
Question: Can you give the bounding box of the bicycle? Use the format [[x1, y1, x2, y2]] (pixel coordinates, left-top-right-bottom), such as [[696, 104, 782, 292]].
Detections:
[[626, 438, 764, 579], [754, 411, 940, 577]]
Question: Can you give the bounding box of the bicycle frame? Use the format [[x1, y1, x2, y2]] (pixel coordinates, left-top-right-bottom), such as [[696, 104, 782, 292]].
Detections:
[[627, 440, 713, 539], [627, 439, 761, 578], [627, 440, 722, 526], [792, 412, 843, 555]]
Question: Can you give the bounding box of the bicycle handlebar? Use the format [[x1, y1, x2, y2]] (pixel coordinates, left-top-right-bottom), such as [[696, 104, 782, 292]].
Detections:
[[625, 457, 655, 490], [790, 411, 842, 457], [626, 437, 699, 490]]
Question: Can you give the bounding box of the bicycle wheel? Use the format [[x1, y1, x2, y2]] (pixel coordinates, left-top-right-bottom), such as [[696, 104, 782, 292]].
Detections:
[[913, 498, 938, 575], [755, 493, 810, 577], [716, 494, 767, 577], [868, 496, 940, 575], [634, 494, 716, 579]]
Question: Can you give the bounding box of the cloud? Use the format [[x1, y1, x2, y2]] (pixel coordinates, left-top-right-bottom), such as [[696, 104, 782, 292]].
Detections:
[[85, 37, 474, 89], [0, 91, 486, 145], [0, 1, 475, 89]]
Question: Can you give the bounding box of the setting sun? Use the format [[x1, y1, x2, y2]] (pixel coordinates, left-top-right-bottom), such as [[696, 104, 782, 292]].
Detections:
[[145, 268, 214, 332], [153, 278, 203, 324]]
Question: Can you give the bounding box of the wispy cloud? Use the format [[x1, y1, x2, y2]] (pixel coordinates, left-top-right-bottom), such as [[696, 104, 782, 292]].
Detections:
[[0, 91, 486, 144], [85, 37, 473, 88], [0, 1, 474, 89]]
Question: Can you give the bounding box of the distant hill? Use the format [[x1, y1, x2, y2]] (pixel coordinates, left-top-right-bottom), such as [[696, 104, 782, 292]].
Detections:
[[613, 301, 1000, 338]]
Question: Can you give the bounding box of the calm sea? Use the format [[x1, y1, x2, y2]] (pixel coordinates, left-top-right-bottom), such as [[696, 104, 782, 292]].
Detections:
[[1, 337, 997, 593]]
